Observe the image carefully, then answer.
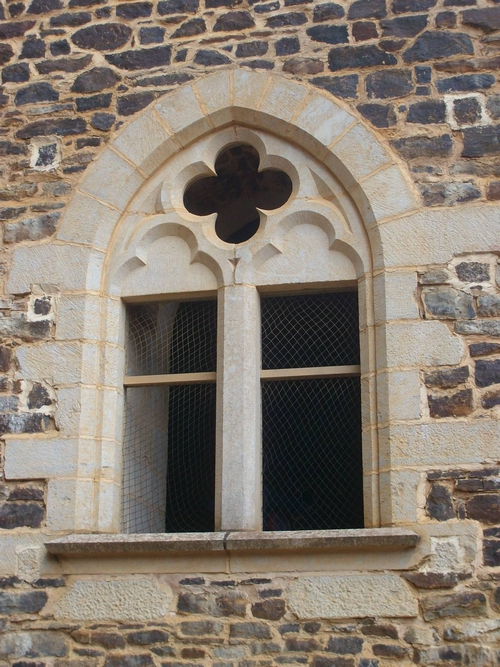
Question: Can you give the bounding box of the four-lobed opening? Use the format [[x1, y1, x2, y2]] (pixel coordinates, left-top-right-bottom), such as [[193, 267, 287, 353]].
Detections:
[[183, 144, 293, 244]]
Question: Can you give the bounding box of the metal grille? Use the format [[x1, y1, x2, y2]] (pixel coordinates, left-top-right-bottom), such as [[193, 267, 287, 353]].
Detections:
[[127, 300, 217, 376], [262, 377, 363, 531], [261, 291, 360, 369], [122, 386, 169, 534], [165, 384, 216, 533]]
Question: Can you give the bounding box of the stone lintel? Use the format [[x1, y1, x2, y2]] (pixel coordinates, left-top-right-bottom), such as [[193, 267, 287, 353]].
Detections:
[[45, 527, 419, 557]]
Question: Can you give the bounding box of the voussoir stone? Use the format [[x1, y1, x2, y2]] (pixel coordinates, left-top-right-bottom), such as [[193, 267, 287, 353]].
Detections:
[[288, 575, 417, 619]]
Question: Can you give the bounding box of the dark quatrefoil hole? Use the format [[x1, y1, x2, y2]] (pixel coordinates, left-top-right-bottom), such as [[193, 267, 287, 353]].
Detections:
[[183, 144, 293, 244]]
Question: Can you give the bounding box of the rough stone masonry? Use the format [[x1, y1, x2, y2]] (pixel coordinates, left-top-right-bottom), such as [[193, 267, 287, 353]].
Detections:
[[1, 0, 500, 666]]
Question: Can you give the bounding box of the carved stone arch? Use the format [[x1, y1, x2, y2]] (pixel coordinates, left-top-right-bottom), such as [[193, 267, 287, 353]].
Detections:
[[5, 70, 421, 533]]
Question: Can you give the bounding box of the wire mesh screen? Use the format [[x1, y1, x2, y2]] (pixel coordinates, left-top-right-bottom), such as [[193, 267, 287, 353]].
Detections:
[[165, 384, 216, 533], [122, 386, 169, 534], [127, 300, 217, 376], [261, 291, 360, 369], [262, 377, 363, 531]]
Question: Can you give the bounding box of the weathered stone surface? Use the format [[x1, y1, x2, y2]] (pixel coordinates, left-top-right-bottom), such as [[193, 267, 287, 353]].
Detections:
[[0, 502, 44, 528], [91, 112, 115, 130], [20, 36, 45, 59], [285, 637, 320, 652], [36, 55, 92, 73], [0, 631, 68, 659], [2, 62, 30, 83], [127, 630, 169, 645], [230, 622, 272, 639], [454, 97, 482, 125], [426, 484, 456, 520], [251, 599, 285, 620], [482, 390, 500, 409], [403, 571, 462, 588], [381, 15, 427, 37], [470, 342, 500, 357], [462, 6, 500, 32], [312, 74, 358, 98], [358, 103, 396, 128], [407, 100, 446, 124], [72, 67, 120, 93], [140, 26, 165, 44], [392, 0, 437, 11], [329, 45, 396, 71], [72, 24, 132, 51], [73, 629, 125, 649], [462, 125, 500, 158], [27, 0, 62, 12], [117, 92, 155, 116], [266, 12, 307, 28], [116, 1, 152, 18], [475, 359, 500, 388], [283, 57, 324, 74], [55, 578, 173, 621], [422, 286, 475, 319], [438, 74, 495, 94], [313, 3, 344, 22], [361, 623, 398, 639], [288, 575, 417, 619], [16, 118, 86, 139], [420, 181, 483, 206], [236, 40, 268, 58], [366, 68, 412, 99], [76, 93, 112, 111], [214, 10, 254, 31], [348, 0, 386, 19], [216, 592, 247, 617], [484, 539, 500, 566], [106, 45, 172, 70], [0, 590, 47, 614], [466, 494, 500, 523], [51, 39, 70, 56], [4, 212, 60, 243], [477, 294, 500, 317], [50, 11, 91, 25], [424, 366, 469, 389], [456, 261, 490, 282], [421, 591, 487, 620], [403, 31, 473, 63], [456, 320, 500, 337], [104, 657, 154, 667], [391, 134, 452, 159], [181, 620, 222, 635], [307, 25, 348, 44], [327, 637, 363, 654], [428, 389, 473, 418], [0, 43, 14, 65], [0, 20, 36, 39], [193, 49, 231, 66], [0, 182, 37, 199], [172, 18, 206, 38], [0, 412, 52, 434], [158, 0, 198, 13], [352, 21, 378, 41], [275, 36, 300, 55]]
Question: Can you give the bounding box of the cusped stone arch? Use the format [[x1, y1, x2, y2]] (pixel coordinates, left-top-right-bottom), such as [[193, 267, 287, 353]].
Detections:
[[6, 70, 421, 533]]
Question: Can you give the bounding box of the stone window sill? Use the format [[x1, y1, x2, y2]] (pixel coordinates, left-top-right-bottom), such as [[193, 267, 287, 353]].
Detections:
[[45, 528, 419, 557]]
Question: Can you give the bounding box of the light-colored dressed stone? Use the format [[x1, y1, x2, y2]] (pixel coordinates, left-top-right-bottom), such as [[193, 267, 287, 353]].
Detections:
[[331, 123, 391, 187], [260, 77, 308, 124], [356, 163, 418, 223], [16, 341, 98, 385], [46, 479, 77, 531], [374, 270, 419, 321], [54, 577, 173, 621], [57, 191, 120, 250], [80, 148, 145, 210], [379, 469, 423, 524], [384, 420, 500, 467], [154, 84, 210, 146], [114, 110, 177, 175], [4, 437, 78, 479], [378, 369, 422, 422], [0, 533, 60, 576], [16, 546, 42, 582], [8, 244, 104, 294], [287, 574, 418, 619], [195, 69, 232, 126], [380, 320, 464, 368], [294, 93, 355, 150], [56, 293, 101, 341]]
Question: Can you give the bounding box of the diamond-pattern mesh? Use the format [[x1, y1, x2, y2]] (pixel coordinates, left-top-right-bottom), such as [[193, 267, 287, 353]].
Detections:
[[127, 300, 217, 376], [123, 299, 217, 534], [261, 291, 360, 370], [262, 377, 363, 531]]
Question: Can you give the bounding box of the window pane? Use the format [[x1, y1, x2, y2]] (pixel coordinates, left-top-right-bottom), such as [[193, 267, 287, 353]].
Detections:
[[122, 384, 216, 534], [261, 292, 360, 369], [262, 378, 364, 531], [127, 300, 217, 375], [165, 383, 216, 533]]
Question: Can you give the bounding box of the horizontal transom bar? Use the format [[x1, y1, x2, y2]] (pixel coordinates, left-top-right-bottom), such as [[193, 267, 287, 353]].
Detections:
[[260, 365, 360, 381], [124, 372, 216, 387]]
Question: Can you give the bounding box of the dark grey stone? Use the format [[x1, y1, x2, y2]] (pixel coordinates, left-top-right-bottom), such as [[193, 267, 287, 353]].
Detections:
[[27, 0, 62, 13], [327, 636, 363, 654], [391, 134, 452, 159], [422, 286, 475, 319], [76, 93, 112, 111], [72, 24, 132, 51], [477, 294, 500, 317], [50, 39, 71, 56], [381, 15, 427, 37], [50, 11, 91, 25], [35, 54, 92, 73], [437, 73, 495, 93], [307, 25, 348, 45], [105, 45, 172, 70], [16, 118, 86, 139], [28, 382, 52, 409], [392, 0, 437, 12], [419, 182, 481, 207], [462, 6, 500, 32], [328, 45, 396, 71], [127, 630, 169, 645], [276, 36, 300, 55], [140, 27, 164, 44], [117, 92, 155, 116], [266, 12, 307, 28], [403, 30, 473, 63], [0, 502, 44, 529], [426, 484, 456, 521], [116, 2, 152, 18], [467, 494, 500, 523], [91, 112, 115, 131], [193, 49, 231, 66], [470, 342, 500, 357], [180, 620, 223, 635], [462, 125, 500, 157], [424, 366, 469, 389], [72, 67, 120, 93], [104, 657, 154, 667], [365, 68, 413, 99], [313, 2, 344, 22], [348, 0, 386, 19], [4, 212, 60, 243], [428, 389, 474, 418], [20, 36, 46, 59], [2, 63, 30, 83], [230, 622, 272, 639], [456, 320, 500, 336], [312, 74, 358, 98], [0, 19, 36, 38], [158, 0, 198, 12], [456, 261, 490, 282], [214, 10, 254, 31], [482, 390, 500, 410], [236, 41, 267, 58], [358, 103, 396, 127], [475, 359, 500, 387], [0, 590, 47, 613], [0, 44, 14, 65], [487, 95, 500, 120], [407, 100, 446, 123], [15, 82, 58, 106], [251, 599, 286, 620], [172, 18, 206, 38]]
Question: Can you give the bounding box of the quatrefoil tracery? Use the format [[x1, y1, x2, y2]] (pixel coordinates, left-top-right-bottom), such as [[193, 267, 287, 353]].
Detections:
[[183, 144, 293, 245]]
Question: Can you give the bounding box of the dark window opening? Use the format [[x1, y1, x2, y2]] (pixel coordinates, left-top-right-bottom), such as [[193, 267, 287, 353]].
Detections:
[[261, 292, 363, 531], [183, 144, 292, 244]]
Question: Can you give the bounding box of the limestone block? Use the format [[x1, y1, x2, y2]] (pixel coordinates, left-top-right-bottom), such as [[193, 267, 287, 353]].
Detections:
[[331, 123, 391, 185], [81, 148, 145, 211], [383, 420, 500, 467], [380, 320, 463, 368], [154, 85, 210, 146], [46, 479, 77, 531], [8, 244, 104, 294], [97, 480, 121, 532], [377, 369, 422, 421], [56, 386, 100, 437], [54, 577, 173, 621], [293, 93, 354, 149], [195, 69, 232, 126], [16, 341, 98, 385], [4, 437, 79, 479], [57, 191, 120, 250], [379, 469, 422, 524], [114, 110, 176, 176], [354, 163, 418, 222], [0, 533, 60, 576], [260, 77, 308, 124], [373, 271, 419, 322], [287, 574, 417, 619], [16, 546, 42, 582], [379, 203, 500, 270], [56, 293, 101, 341]]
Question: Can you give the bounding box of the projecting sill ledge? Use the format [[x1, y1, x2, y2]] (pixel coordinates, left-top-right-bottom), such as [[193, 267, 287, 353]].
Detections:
[[45, 528, 419, 557]]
